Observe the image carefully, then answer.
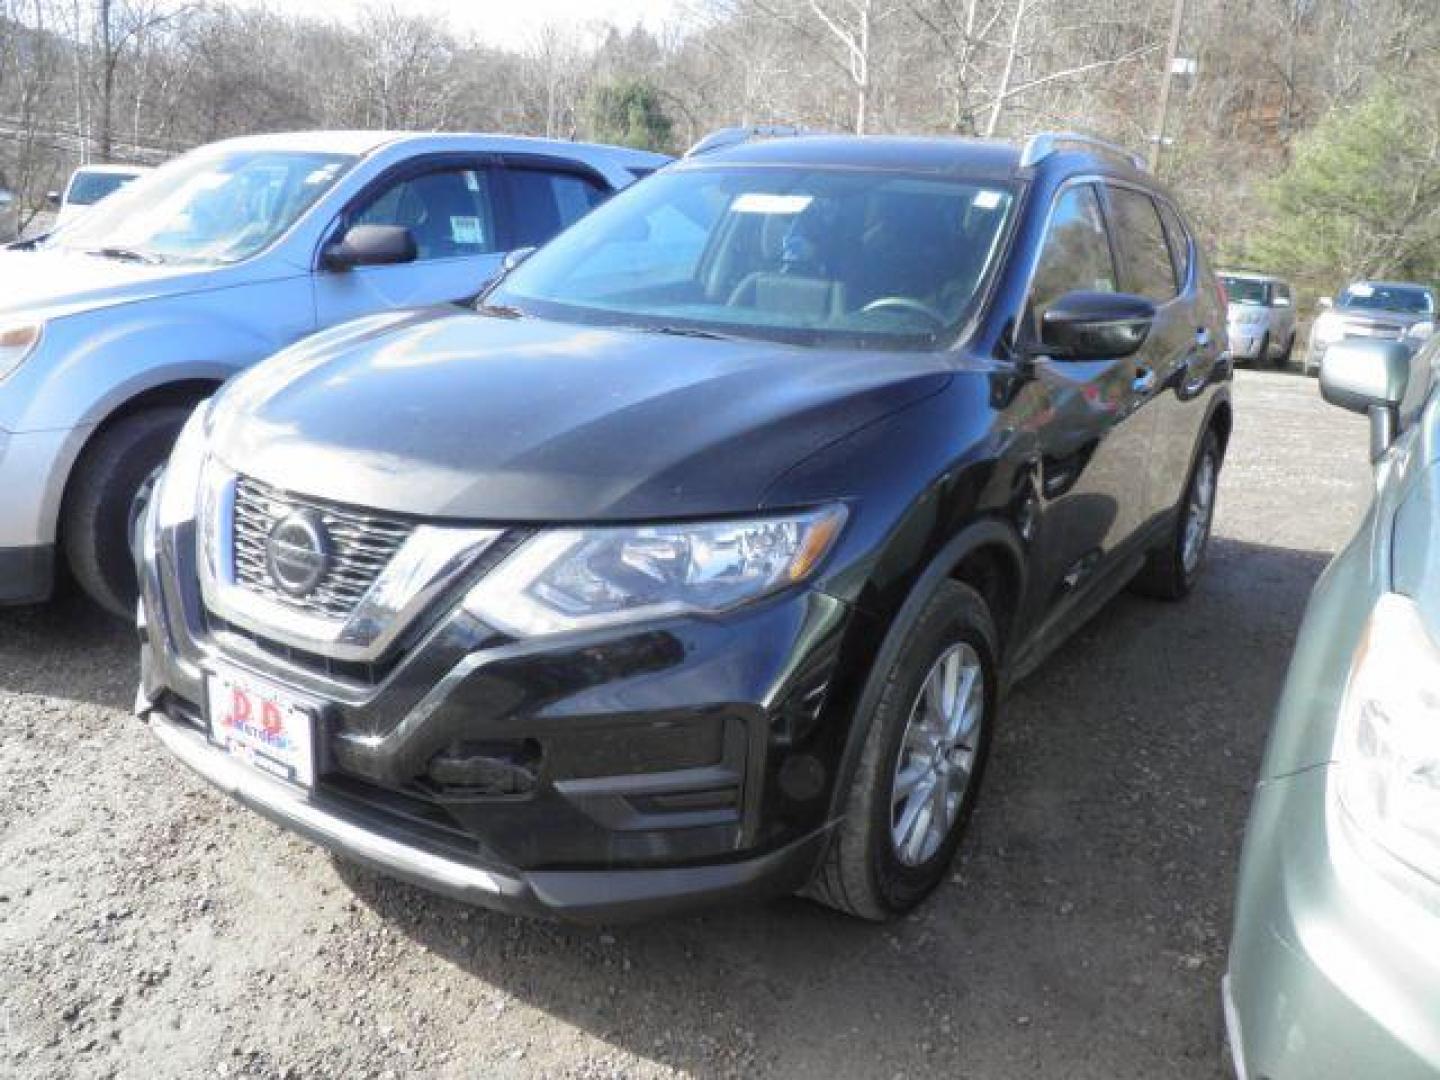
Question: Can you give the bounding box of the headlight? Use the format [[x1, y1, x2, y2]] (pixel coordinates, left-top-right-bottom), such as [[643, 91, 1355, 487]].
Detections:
[[1406, 320, 1435, 341], [1313, 313, 1344, 345], [1333, 593, 1440, 883], [0, 322, 43, 382], [154, 399, 212, 529], [465, 506, 848, 637]]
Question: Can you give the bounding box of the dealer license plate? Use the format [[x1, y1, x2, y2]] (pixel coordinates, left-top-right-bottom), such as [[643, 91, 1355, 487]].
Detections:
[[206, 665, 316, 788]]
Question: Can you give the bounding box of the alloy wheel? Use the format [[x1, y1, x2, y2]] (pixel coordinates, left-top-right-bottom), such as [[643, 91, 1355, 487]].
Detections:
[[890, 642, 985, 867], [1182, 449, 1217, 574]]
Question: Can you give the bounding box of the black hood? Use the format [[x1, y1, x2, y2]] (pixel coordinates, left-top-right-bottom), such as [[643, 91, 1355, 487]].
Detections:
[[209, 307, 952, 521]]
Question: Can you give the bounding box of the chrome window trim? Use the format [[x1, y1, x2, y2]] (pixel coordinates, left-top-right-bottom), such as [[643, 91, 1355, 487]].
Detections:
[[197, 462, 501, 663]]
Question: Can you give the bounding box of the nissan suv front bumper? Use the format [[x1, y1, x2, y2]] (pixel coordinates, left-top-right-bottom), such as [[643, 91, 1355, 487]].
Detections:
[[135, 484, 864, 921]]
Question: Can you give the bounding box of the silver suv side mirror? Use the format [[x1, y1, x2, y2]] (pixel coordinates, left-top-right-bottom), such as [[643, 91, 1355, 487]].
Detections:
[[1319, 340, 1412, 460]]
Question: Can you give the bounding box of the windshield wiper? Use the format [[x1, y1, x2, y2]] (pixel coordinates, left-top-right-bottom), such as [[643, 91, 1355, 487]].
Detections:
[[476, 301, 524, 319], [85, 246, 164, 265], [635, 324, 733, 341]]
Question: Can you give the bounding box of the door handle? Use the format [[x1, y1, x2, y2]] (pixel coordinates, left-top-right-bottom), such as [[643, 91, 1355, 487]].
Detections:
[[1132, 366, 1157, 394]]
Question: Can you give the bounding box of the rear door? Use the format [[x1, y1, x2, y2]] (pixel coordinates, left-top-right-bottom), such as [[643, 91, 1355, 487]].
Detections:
[[1105, 184, 1213, 527], [312, 157, 507, 327]]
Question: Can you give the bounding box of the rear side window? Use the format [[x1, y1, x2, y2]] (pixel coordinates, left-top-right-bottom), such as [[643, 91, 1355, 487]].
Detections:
[[355, 166, 500, 261], [507, 168, 608, 248], [1155, 199, 1192, 287], [1030, 183, 1117, 328], [1107, 186, 1178, 301]]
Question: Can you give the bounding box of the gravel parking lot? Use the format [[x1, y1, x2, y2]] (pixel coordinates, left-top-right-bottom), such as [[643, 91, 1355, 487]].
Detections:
[[0, 368, 1372, 1080]]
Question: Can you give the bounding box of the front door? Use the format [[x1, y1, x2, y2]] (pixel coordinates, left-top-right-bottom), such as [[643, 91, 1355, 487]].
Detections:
[[1019, 181, 1152, 635], [313, 161, 506, 328]]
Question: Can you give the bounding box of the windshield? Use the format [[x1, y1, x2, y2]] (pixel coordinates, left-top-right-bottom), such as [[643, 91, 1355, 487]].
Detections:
[[489, 165, 1017, 350], [66, 170, 141, 206], [44, 148, 354, 264], [1221, 276, 1268, 305], [1338, 283, 1434, 315]]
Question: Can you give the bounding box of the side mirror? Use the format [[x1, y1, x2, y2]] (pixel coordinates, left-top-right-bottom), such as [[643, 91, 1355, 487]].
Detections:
[[1036, 291, 1157, 360], [46, 190, 60, 207], [1320, 340, 1413, 461], [322, 224, 417, 271]]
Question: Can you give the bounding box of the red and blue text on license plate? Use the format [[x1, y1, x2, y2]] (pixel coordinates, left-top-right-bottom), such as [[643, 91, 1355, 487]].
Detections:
[[207, 668, 316, 788]]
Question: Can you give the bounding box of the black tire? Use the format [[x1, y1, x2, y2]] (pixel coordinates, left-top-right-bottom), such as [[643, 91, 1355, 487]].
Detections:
[[1253, 333, 1270, 367], [1131, 428, 1220, 601], [62, 406, 191, 619], [806, 580, 998, 921]]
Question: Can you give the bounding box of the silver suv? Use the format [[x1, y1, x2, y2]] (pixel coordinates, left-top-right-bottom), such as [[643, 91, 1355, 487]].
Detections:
[[1219, 270, 1296, 366], [0, 130, 665, 616], [1305, 279, 1437, 376]]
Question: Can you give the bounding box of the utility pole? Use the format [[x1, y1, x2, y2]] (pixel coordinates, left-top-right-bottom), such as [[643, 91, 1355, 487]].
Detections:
[[1148, 0, 1187, 173]]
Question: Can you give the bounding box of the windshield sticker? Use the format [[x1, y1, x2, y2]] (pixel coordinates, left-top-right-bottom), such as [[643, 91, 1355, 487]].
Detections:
[[731, 193, 813, 214], [973, 190, 1004, 210], [304, 164, 343, 186], [464, 170, 481, 192], [451, 216, 485, 245]]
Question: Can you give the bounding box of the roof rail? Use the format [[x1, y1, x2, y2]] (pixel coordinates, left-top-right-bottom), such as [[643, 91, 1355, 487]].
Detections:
[[1020, 131, 1146, 171], [683, 124, 820, 159]]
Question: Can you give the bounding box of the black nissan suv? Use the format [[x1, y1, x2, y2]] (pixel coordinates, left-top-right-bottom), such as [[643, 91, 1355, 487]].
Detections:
[[136, 131, 1231, 922]]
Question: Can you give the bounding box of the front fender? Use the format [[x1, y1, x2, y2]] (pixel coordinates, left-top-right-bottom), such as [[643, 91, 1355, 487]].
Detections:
[[2, 276, 313, 433], [819, 518, 1027, 826]]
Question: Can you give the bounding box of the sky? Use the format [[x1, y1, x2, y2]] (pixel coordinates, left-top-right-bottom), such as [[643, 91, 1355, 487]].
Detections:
[[249, 0, 686, 50]]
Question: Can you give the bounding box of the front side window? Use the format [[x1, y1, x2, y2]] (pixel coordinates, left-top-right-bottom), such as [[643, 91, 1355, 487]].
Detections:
[[489, 165, 1017, 350], [1029, 183, 1116, 328], [1108, 186, 1177, 301], [45, 149, 353, 264], [354, 166, 499, 262]]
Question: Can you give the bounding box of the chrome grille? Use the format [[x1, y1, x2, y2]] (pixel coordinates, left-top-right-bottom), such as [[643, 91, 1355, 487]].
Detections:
[[232, 476, 413, 620]]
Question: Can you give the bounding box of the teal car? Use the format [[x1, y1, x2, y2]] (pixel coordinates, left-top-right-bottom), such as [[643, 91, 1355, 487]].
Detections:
[[1226, 338, 1440, 1077]]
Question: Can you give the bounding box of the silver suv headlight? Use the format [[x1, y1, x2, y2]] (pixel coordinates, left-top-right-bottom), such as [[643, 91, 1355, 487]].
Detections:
[[0, 322, 43, 382], [464, 506, 847, 637], [1333, 592, 1440, 884]]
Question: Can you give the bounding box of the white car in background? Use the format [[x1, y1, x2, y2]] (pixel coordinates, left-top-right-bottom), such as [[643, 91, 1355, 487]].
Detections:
[[49, 164, 151, 227], [1218, 270, 1297, 366], [0, 130, 667, 616]]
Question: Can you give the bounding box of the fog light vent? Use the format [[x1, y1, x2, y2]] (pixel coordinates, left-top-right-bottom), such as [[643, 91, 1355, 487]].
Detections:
[[426, 739, 540, 797]]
